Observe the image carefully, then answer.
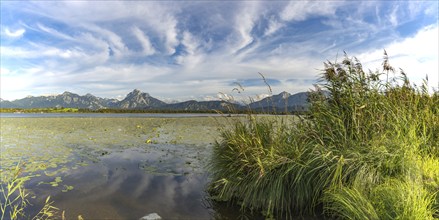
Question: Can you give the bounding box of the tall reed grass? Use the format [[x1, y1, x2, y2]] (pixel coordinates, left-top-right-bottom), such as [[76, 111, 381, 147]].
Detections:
[[209, 52, 439, 219]]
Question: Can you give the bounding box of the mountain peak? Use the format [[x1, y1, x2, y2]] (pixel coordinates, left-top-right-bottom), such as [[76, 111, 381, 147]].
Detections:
[[117, 89, 163, 109], [128, 89, 150, 97], [274, 91, 290, 99], [62, 91, 75, 96]]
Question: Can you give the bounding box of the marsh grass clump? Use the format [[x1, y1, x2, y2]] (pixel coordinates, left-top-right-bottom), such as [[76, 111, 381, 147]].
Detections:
[[209, 52, 439, 219]]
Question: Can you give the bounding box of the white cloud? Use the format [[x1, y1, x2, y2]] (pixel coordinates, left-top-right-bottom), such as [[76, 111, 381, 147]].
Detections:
[[175, 31, 206, 67], [0, 68, 11, 76], [388, 5, 399, 27], [264, 16, 284, 36], [164, 22, 179, 54], [1, 44, 93, 61], [407, 1, 435, 19], [4, 27, 25, 38], [0, 67, 42, 100], [181, 31, 199, 55], [82, 24, 128, 58], [132, 26, 156, 56], [357, 25, 438, 91], [280, 1, 338, 22], [36, 23, 76, 41], [232, 2, 260, 52], [73, 63, 172, 87], [21, 1, 181, 55], [132, 3, 180, 55]]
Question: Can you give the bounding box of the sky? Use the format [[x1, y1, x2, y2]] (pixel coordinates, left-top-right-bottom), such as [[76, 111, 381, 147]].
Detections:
[[1, 1, 438, 102]]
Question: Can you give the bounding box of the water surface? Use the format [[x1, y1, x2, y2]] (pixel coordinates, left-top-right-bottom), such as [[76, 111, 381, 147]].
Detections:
[[1, 116, 249, 219], [0, 113, 225, 118]]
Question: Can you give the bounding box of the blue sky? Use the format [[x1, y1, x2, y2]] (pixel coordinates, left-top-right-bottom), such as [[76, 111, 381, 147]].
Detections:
[[1, 1, 438, 102]]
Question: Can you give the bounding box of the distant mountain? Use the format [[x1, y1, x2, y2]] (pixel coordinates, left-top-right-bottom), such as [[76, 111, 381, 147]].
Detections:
[[0, 99, 19, 108], [0, 90, 313, 112], [249, 91, 310, 112], [1, 91, 118, 110], [115, 89, 167, 109]]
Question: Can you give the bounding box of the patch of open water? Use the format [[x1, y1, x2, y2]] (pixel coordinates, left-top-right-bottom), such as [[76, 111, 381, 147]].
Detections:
[[0, 113, 227, 118], [26, 147, 228, 219], [1, 117, 258, 219]]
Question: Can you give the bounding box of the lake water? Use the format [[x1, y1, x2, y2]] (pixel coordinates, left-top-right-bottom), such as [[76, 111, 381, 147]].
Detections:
[[0, 113, 226, 118], [0, 115, 255, 219]]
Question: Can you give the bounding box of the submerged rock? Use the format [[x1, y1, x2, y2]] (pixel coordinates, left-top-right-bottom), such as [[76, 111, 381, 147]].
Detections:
[[140, 213, 162, 220]]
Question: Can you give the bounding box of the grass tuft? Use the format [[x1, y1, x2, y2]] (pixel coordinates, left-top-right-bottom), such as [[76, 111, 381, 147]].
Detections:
[[1, 162, 61, 220]]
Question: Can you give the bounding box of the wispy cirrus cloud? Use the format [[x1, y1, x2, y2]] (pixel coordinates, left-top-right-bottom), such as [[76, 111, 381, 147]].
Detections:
[[280, 1, 339, 22], [0, 1, 437, 101], [3, 27, 25, 38], [232, 2, 260, 53], [36, 23, 76, 41], [132, 26, 156, 56]]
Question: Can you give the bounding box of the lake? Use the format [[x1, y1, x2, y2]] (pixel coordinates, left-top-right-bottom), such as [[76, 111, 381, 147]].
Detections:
[[0, 113, 226, 118], [0, 114, 253, 219]]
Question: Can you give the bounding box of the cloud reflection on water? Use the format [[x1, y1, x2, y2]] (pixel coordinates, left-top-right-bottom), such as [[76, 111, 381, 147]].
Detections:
[[31, 147, 212, 219]]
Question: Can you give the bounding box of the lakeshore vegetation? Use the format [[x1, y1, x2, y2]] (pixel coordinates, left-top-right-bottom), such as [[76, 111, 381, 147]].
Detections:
[[209, 53, 439, 219]]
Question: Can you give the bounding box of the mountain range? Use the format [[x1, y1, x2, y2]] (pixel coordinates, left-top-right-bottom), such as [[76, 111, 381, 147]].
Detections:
[[0, 89, 311, 112]]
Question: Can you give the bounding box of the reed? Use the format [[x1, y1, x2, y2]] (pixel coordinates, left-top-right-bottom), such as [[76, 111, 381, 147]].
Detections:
[[1, 162, 60, 220], [209, 52, 439, 219]]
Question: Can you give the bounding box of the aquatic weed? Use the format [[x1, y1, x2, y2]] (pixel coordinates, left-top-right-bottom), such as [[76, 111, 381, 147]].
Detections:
[[1, 162, 60, 220]]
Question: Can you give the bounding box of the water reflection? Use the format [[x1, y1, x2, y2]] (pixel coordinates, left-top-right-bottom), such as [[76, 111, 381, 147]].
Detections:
[[26, 147, 216, 219]]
